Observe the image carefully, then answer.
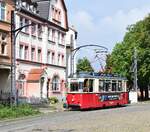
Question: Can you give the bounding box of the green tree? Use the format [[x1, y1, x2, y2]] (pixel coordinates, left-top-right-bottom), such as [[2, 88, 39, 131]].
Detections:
[[77, 57, 94, 72], [106, 15, 150, 100]]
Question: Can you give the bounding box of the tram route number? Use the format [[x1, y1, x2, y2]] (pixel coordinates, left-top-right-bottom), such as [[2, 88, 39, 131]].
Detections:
[[100, 94, 120, 101]]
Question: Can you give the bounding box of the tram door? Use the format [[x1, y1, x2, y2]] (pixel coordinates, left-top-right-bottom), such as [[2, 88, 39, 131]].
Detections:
[[89, 80, 93, 92]]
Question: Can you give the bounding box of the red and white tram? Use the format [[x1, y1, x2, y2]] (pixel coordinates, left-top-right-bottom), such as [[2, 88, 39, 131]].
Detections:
[[65, 72, 129, 110]]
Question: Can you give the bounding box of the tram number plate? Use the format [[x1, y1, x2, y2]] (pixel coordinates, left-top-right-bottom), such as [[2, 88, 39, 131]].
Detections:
[[100, 95, 120, 101]]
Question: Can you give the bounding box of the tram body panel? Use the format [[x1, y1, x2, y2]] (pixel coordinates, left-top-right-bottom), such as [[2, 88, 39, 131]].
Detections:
[[67, 92, 129, 109]]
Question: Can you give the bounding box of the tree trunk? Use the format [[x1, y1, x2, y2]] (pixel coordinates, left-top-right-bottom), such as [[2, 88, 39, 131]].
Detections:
[[145, 86, 149, 100], [140, 87, 144, 100]]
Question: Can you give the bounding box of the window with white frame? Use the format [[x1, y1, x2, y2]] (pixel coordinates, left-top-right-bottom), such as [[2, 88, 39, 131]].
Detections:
[[25, 19, 29, 33], [0, 2, 6, 21], [52, 76, 60, 91], [20, 17, 24, 27], [31, 47, 35, 61], [24, 46, 28, 60], [52, 52, 55, 64], [61, 34, 65, 45], [47, 51, 51, 63], [58, 32, 61, 44], [48, 28, 51, 40], [19, 45, 23, 59], [38, 49, 42, 62], [57, 54, 60, 65], [58, 10, 61, 22], [52, 5, 55, 19], [38, 24, 42, 38], [52, 29, 55, 42], [31, 22, 36, 35], [62, 55, 64, 66]]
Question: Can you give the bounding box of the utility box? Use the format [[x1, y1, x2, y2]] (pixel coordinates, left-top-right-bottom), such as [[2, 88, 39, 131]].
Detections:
[[129, 91, 138, 103]]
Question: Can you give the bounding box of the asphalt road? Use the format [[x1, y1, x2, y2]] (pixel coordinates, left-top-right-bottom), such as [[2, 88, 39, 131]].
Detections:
[[1, 103, 150, 132]]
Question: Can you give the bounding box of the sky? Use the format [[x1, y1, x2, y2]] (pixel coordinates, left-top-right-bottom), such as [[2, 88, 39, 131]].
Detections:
[[65, 0, 150, 70]]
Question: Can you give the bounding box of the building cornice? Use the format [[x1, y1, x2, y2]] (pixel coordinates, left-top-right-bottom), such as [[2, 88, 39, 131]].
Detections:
[[17, 59, 66, 69]]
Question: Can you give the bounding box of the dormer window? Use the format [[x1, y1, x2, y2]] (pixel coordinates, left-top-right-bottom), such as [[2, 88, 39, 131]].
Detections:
[[58, 10, 61, 22], [30, 5, 33, 11], [51, 5, 61, 24], [26, 3, 29, 9], [22, 2, 26, 8], [33, 7, 37, 13]]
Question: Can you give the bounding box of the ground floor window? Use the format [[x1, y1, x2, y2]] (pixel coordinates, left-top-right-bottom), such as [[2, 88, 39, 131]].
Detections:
[[52, 76, 60, 91]]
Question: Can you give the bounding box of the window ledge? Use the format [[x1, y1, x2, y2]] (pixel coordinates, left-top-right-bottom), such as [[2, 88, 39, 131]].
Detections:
[[21, 31, 30, 35], [0, 20, 11, 25], [52, 18, 61, 24], [38, 37, 42, 40], [52, 91, 61, 93], [31, 34, 36, 37], [48, 40, 56, 44], [58, 43, 65, 47], [0, 54, 9, 59]]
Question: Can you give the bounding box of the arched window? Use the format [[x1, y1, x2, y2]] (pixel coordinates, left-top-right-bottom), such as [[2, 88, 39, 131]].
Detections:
[[52, 76, 60, 91]]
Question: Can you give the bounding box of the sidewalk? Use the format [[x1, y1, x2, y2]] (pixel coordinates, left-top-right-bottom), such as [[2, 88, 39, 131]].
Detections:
[[37, 102, 65, 113]]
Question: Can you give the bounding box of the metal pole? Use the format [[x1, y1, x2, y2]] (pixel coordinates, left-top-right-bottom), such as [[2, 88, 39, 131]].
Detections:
[[11, 10, 17, 105], [134, 47, 138, 92]]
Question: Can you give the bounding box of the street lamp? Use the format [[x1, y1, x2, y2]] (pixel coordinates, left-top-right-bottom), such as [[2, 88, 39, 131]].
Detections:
[[11, 10, 35, 105]]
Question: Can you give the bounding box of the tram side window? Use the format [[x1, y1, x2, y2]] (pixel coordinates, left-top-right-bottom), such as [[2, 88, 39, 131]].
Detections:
[[105, 80, 111, 92], [99, 80, 104, 92], [79, 82, 83, 91], [118, 81, 122, 91], [70, 83, 78, 92], [112, 80, 117, 91]]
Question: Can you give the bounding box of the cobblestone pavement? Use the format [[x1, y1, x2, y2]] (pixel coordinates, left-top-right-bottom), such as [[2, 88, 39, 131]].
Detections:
[[1, 103, 150, 132]]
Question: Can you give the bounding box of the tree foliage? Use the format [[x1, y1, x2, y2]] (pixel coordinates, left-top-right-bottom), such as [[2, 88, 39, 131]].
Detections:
[[106, 14, 150, 99], [77, 57, 94, 72]]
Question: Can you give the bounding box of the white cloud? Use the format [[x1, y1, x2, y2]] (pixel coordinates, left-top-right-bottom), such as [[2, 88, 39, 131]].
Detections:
[[71, 6, 150, 47], [72, 11, 95, 32], [100, 6, 150, 36], [69, 5, 150, 70]]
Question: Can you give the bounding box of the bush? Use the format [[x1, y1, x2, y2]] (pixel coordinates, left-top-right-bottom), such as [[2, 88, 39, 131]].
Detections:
[[48, 97, 59, 104], [0, 104, 40, 119]]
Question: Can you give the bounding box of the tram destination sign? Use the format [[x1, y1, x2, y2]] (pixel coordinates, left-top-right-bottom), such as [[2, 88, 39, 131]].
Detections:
[[100, 94, 120, 101]]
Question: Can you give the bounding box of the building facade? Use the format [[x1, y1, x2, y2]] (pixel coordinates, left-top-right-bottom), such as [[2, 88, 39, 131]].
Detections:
[[15, 0, 69, 103], [0, 0, 14, 100], [66, 26, 78, 78]]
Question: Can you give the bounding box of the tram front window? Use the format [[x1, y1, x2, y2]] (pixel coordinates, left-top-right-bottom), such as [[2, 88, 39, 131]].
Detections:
[[70, 82, 83, 92], [70, 83, 78, 92]]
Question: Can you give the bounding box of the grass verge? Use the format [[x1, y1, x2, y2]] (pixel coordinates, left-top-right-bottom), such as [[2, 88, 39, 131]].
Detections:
[[0, 104, 40, 119]]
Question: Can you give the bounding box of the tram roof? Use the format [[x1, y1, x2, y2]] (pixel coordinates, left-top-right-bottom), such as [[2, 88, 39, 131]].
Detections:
[[69, 72, 127, 80]]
